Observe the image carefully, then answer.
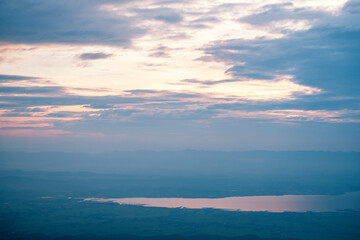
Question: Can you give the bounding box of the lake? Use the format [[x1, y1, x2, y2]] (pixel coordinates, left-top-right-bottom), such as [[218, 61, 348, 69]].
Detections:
[[84, 191, 360, 212]]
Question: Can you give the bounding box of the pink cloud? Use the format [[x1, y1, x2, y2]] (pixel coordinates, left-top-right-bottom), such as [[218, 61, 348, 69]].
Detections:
[[0, 129, 70, 137]]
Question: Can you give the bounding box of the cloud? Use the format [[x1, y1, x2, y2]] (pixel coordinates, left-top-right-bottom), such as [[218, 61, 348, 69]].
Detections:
[[0, 0, 359, 147], [149, 46, 171, 58], [239, 3, 328, 26], [207, 95, 360, 112], [0, 88, 202, 111], [133, 7, 183, 23], [124, 89, 200, 98], [179, 78, 241, 86], [200, 0, 360, 98], [344, 0, 360, 13], [214, 109, 360, 123], [0, 129, 69, 137], [85, 103, 114, 109], [204, 27, 360, 96], [0, 95, 148, 108], [0, 74, 40, 82], [0, 0, 144, 46], [191, 17, 219, 23], [97, 108, 139, 118], [79, 52, 113, 60], [0, 86, 64, 94]]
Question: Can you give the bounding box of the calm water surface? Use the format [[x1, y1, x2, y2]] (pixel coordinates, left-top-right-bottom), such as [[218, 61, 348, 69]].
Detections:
[[85, 191, 360, 212]]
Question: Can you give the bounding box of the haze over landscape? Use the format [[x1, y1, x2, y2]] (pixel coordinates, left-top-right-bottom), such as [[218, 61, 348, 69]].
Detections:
[[0, 0, 360, 240]]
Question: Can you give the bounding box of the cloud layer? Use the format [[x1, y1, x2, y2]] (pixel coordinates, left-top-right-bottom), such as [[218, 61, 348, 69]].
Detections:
[[0, 0, 359, 151], [0, 0, 143, 46]]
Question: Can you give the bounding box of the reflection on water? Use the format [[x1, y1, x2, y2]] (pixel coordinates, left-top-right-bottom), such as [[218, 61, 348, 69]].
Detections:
[[85, 192, 360, 212]]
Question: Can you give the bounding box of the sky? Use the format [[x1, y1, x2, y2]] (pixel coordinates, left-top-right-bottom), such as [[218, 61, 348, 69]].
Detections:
[[0, 0, 359, 152]]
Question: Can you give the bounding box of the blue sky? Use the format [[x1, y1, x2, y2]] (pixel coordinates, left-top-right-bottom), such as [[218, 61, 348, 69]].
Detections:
[[0, 0, 359, 151]]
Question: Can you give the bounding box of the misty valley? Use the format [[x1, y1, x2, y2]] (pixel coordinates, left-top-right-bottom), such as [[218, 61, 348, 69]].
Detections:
[[1, 151, 360, 240]]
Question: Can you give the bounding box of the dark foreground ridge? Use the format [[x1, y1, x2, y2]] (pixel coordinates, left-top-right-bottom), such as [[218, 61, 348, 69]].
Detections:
[[1, 233, 301, 240]]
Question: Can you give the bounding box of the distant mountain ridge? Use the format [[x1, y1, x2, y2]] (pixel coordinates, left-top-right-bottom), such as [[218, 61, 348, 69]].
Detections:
[[0, 150, 359, 175]]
